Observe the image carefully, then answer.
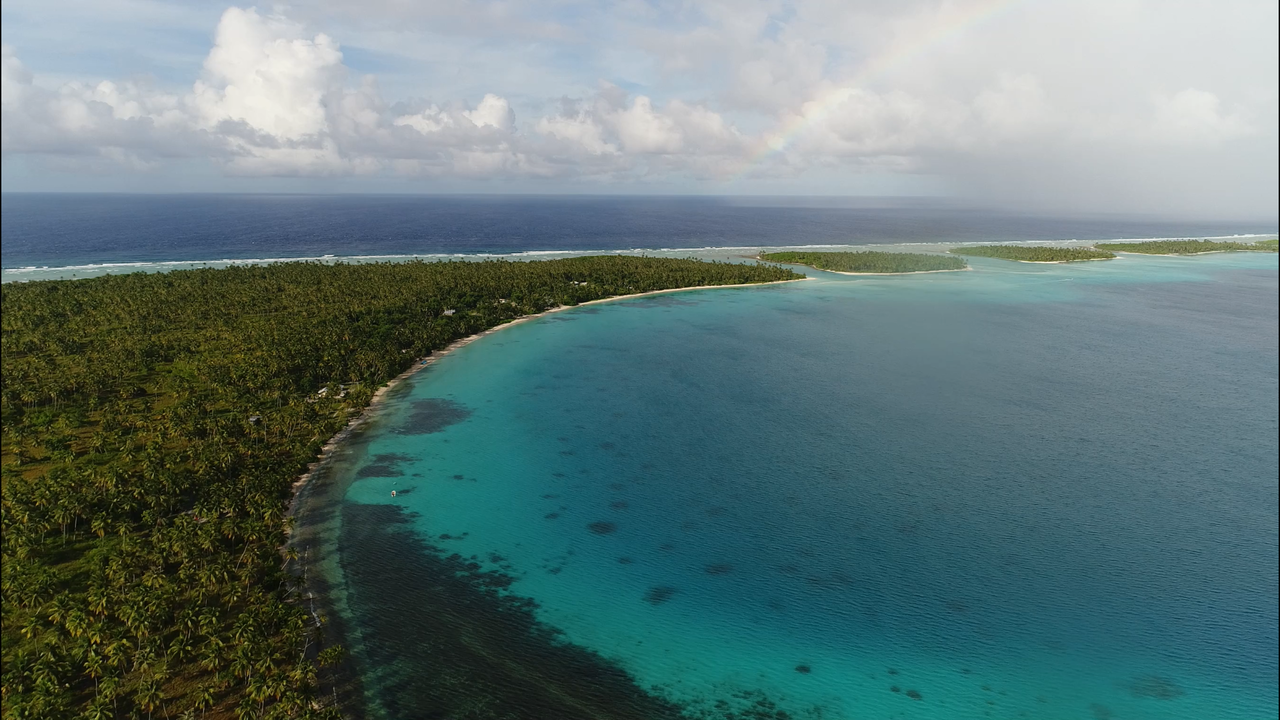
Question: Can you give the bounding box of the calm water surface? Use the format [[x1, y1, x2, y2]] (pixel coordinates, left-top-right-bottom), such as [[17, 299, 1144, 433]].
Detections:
[[312, 252, 1278, 719]]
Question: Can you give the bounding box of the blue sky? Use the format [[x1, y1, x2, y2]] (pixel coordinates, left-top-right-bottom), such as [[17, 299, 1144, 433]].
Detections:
[[1, 0, 1276, 217]]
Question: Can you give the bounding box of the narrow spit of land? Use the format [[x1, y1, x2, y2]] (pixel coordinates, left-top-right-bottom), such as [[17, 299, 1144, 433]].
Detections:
[[1094, 238, 1279, 255], [949, 245, 1116, 262], [0, 256, 800, 720], [758, 250, 967, 274]]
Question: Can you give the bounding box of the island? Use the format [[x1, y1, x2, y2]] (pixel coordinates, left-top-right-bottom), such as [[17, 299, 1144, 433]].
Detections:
[[949, 245, 1115, 262], [758, 250, 967, 273], [0, 256, 800, 720], [1094, 238, 1279, 255]]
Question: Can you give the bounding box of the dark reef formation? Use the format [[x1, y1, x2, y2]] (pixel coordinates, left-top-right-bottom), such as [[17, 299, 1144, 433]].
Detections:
[[644, 586, 679, 605], [355, 463, 403, 478], [355, 452, 418, 478], [337, 502, 692, 719], [1126, 675, 1184, 700], [397, 398, 473, 434]]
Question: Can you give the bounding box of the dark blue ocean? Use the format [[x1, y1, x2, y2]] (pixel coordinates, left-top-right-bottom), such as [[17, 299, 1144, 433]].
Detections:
[[2, 194, 1275, 273], [303, 251, 1278, 720]]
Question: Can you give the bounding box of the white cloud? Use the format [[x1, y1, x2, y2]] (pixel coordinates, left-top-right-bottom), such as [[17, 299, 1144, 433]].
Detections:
[[1, 1, 1276, 214], [1, 45, 34, 108], [186, 8, 361, 175], [393, 105, 453, 134], [819, 87, 928, 153], [526, 88, 748, 178], [1151, 88, 1250, 145], [610, 95, 682, 154], [664, 100, 746, 154], [2, 8, 541, 177], [535, 110, 618, 155], [190, 8, 343, 140], [464, 93, 514, 131], [2, 44, 199, 158]]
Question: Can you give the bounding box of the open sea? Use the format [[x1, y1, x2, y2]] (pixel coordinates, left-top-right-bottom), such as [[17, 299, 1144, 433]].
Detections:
[[1, 193, 1275, 281], [5, 195, 1277, 719]]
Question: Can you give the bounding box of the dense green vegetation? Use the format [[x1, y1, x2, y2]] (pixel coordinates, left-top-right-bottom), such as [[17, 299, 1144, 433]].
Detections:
[[0, 257, 798, 720], [949, 245, 1115, 262], [758, 251, 966, 273], [1094, 239, 1279, 254]]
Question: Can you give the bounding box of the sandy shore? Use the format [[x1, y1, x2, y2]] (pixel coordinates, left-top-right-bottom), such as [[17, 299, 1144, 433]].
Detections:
[[753, 254, 970, 275], [286, 277, 806, 518], [1002, 257, 1116, 264], [825, 266, 971, 275], [1108, 250, 1273, 257]]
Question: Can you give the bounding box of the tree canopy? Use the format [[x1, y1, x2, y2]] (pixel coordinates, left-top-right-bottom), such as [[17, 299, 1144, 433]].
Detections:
[[948, 246, 1115, 262], [1094, 239, 1278, 254], [758, 251, 966, 273]]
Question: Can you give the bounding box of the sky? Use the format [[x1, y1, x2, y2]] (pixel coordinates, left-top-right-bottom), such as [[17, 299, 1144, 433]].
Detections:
[[1, 0, 1276, 217]]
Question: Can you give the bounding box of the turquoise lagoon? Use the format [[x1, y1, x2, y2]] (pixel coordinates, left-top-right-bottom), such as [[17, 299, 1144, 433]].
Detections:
[[306, 251, 1278, 719]]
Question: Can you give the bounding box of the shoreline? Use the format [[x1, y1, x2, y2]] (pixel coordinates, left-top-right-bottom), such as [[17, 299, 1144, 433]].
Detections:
[[281, 276, 805, 715], [286, 277, 806, 520], [753, 254, 970, 276], [1107, 249, 1276, 257], [826, 266, 971, 275], [255, 261, 1274, 719], [997, 257, 1116, 264]]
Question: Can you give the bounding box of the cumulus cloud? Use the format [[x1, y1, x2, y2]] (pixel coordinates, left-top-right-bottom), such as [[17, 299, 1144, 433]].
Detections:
[[2, 47, 199, 161], [2, 8, 757, 182], [463, 94, 515, 131], [1, 0, 1276, 214], [392, 105, 453, 134], [528, 87, 751, 178], [192, 8, 342, 140], [536, 109, 618, 156], [611, 96, 682, 154]]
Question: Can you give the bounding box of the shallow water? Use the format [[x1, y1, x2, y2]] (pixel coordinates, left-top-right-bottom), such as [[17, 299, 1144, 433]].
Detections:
[[317, 252, 1278, 719]]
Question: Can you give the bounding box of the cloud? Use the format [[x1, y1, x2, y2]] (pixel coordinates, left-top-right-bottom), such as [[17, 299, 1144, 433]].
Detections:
[[973, 73, 1053, 138], [463, 94, 515, 131], [190, 8, 355, 174], [786, 86, 957, 158], [1151, 88, 1250, 145], [2, 44, 201, 159], [535, 109, 618, 156], [192, 8, 343, 140], [611, 95, 682, 154], [527, 87, 751, 179], [1, 1, 1276, 215], [392, 105, 453, 134], [3, 8, 754, 182]]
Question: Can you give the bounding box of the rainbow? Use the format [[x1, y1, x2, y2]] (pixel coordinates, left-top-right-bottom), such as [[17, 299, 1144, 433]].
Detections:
[[725, 0, 1024, 183]]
